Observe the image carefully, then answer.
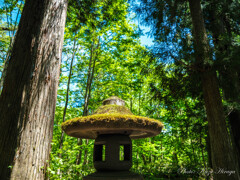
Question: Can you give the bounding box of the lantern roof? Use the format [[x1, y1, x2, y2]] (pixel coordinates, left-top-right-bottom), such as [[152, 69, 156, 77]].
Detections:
[[61, 96, 163, 139]]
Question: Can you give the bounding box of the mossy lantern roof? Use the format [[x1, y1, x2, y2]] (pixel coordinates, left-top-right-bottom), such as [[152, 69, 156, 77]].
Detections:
[[61, 96, 163, 139]]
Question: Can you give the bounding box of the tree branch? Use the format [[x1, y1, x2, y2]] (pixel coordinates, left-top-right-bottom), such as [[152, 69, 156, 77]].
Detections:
[[0, 27, 15, 31]]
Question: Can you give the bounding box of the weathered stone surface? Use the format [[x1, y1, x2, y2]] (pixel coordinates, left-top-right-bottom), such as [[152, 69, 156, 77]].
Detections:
[[94, 134, 132, 171], [93, 104, 133, 115], [62, 97, 163, 139], [103, 96, 125, 106]]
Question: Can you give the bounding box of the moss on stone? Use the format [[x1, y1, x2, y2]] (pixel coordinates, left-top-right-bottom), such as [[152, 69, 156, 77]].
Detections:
[[61, 113, 163, 132], [93, 104, 133, 115], [61, 96, 164, 139]]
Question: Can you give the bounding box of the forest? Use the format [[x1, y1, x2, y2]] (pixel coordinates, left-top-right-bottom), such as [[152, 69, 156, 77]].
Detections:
[[0, 0, 240, 179]]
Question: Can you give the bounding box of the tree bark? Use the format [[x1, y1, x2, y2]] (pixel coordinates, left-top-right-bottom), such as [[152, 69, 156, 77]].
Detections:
[[208, 1, 240, 167], [188, 0, 240, 179], [0, 0, 68, 179]]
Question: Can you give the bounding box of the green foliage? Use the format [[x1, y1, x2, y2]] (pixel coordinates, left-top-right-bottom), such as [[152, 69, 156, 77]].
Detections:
[[49, 0, 210, 174], [48, 0, 158, 179], [3, 0, 239, 179]]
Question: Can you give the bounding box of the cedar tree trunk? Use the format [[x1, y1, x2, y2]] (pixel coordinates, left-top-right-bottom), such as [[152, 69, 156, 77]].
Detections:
[[188, 0, 240, 179], [0, 0, 68, 179], [208, 1, 240, 166]]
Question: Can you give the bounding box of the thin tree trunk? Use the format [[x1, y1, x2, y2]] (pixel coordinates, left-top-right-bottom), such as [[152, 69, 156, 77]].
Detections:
[[76, 37, 99, 167], [188, 0, 240, 179], [136, 143, 139, 168], [76, 45, 94, 167], [59, 38, 78, 152], [141, 153, 147, 166], [190, 138, 197, 167], [88, 36, 100, 96], [172, 151, 179, 169], [81, 38, 100, 168], [160, 142, 163, 159], [138, 90, 141, 115], [130, 97, 133, 112], [148, 138, 152, 163], [76, 138, 83, 165], [82, 37, 100, 116], [83, 41, 95, 116], [57, 39, 77, 178], [200, 135, 206, 169], [82, 139, 89, 166], [0, 0, 68, 179]]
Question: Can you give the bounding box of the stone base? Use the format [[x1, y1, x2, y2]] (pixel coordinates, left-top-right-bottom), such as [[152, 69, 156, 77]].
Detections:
[[83, 171, 144, 180]]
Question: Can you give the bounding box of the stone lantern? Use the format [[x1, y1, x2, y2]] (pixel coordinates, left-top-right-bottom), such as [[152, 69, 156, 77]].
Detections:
[[62, 96, 163, 179]]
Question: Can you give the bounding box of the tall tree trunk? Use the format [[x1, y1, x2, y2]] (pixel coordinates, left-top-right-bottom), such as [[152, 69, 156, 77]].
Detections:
[[59, 38, 77, 152], [209, 1, 240, 167], [57, 39, 77, 178], [82, 139, 89, 166], [130, 96, 133, 112], [136, 142, 139, 168], [0, 0, 68, 179], [76, 37, 99, 167], [83, 41, 95, 116], [200, 135, 206, 169], [82, 37, 99, 116], [188, 0, 240, 179], [138, 90, 141, 115], [190, 138, 197, 167], [76, 138, 83, 165]]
